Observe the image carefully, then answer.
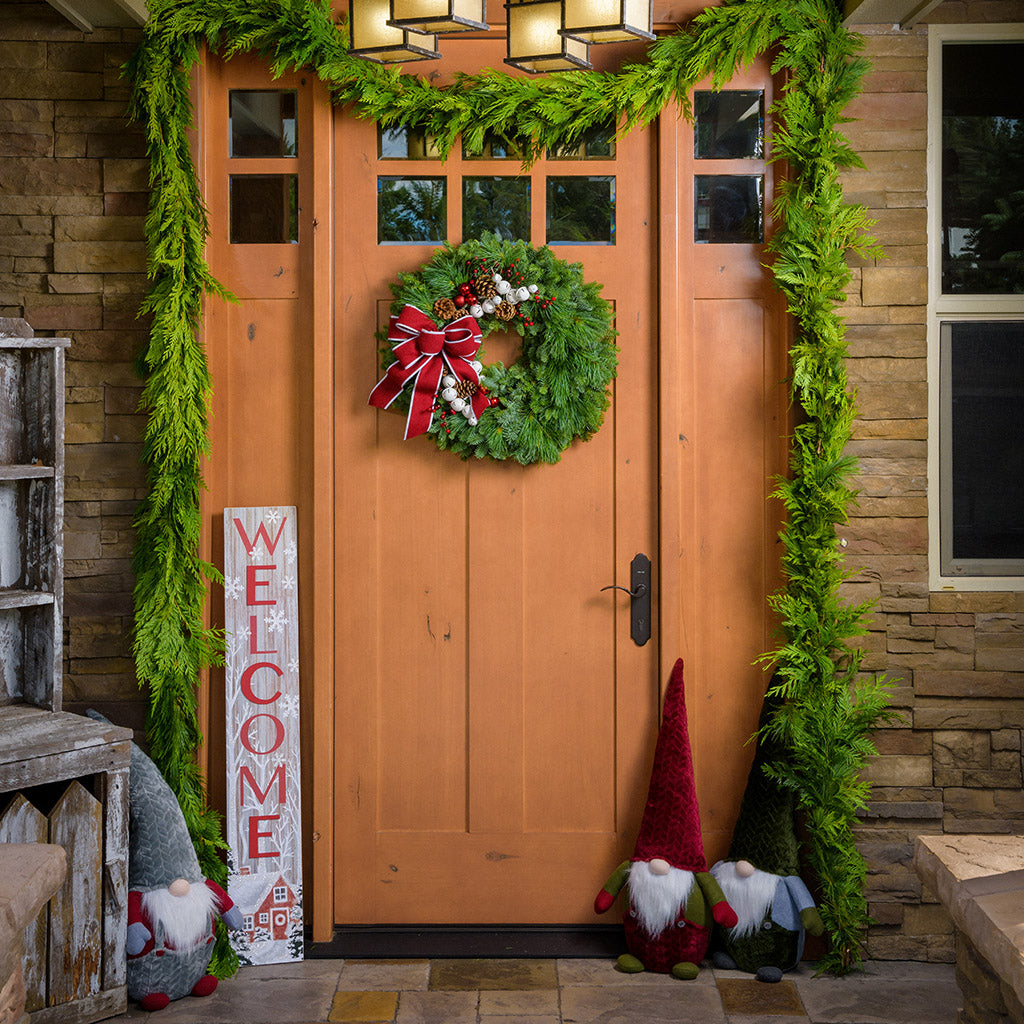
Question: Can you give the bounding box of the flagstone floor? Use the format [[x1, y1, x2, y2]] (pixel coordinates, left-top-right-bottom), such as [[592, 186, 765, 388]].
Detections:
[[112, 957, 961, 1024]]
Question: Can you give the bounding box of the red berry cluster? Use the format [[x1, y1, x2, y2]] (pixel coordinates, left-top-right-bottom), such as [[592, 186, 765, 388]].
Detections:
[[454, 281, 477, 309]]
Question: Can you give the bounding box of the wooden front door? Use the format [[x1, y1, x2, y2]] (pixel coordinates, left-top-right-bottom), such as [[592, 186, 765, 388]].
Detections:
[[333, 38, 661, 925]]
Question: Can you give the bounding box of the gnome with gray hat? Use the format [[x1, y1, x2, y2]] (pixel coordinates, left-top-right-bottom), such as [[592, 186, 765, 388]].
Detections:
[[709, 692, 824, 982]]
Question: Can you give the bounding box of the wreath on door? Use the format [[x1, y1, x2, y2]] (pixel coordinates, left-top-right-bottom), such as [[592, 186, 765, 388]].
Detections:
[[368, 234, 618, 465]]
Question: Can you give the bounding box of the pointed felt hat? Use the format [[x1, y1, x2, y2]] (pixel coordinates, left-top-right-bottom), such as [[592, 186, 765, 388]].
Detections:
[[631, 659, 708, 872], [726, 686, 800, 877]]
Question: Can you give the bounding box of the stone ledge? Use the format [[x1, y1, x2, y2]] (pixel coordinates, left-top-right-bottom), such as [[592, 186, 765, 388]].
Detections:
[[914, 834, 1024, 1020]]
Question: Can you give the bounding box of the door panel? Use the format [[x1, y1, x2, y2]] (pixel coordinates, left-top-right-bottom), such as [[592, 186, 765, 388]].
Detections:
[[333, 36, 658, 925]]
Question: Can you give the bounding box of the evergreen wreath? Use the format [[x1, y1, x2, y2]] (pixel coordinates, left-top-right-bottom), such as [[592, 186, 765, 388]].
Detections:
[[370, 236, 617, 464], [128, 0, 893, 977]]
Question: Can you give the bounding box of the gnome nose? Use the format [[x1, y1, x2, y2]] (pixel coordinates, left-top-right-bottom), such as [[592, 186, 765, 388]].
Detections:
[[168, 878, 191, 897], [648, 858, 671, 876], [736, 860, 755, 879]]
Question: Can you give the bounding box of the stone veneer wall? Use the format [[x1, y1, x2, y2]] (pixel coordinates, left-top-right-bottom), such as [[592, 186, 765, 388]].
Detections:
[[841, 0, 1024, 964], [0, 1, 149, 733]]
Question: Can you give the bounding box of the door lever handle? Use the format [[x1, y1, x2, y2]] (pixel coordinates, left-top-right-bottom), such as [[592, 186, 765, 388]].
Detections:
[[599, 553, 651, 646]]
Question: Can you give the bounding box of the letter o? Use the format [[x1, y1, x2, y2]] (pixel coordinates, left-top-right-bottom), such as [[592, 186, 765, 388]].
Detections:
[[239, 714, 285, 755]]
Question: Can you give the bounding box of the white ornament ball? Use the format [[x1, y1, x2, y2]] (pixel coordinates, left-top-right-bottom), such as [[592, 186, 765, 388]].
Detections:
[[515, 286, 530, 301], [492, 273, 502, 283], [468, 415, 478, 426], [441, 387, 457, 402], [450, 397, 466, 412], [492, 295, 503, 307], [461, 404, 473, 418], [442, 375, 456, 387], [471, 360, 483, 372], [496, 280, 511, 295], [506, 292, 519, 305], [528, 284, 538, 294], [470, 304, 483, 318], [482, 300, 495, 314]]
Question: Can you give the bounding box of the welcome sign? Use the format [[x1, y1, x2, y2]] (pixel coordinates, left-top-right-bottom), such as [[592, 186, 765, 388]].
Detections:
[[223, 506, 303, 964]]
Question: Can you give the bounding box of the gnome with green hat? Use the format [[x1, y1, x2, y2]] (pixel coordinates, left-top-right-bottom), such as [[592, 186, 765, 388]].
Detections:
[[709, 692, 824, 983], [90, 711, 244, 1011]]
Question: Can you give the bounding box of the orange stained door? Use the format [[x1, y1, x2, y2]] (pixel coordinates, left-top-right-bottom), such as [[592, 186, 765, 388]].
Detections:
[[333, 37, 661, 925]]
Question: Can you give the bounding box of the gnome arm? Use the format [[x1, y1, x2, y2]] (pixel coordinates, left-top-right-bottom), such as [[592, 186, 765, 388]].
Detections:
[[695, 871, 738, 928], [594, 861, 631, 914], [205, 879, 244, 930], [126, 889, 153, 956], [780, 876, 824, 936]]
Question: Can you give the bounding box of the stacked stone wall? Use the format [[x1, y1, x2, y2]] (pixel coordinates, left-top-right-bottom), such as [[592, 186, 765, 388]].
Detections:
[[0, 1, 148, 732], [841, 1, 1024, 964]]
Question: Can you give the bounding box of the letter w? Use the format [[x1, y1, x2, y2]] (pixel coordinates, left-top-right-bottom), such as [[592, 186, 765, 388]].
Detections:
[[233, 516, 287, 556]]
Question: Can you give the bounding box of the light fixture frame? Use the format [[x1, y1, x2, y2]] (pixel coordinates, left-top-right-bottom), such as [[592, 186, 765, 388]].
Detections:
[[388, 0, 488, 35], [349, 0, 442, 62], [504, 0, 591, 73], [559, 0, 654, 43]]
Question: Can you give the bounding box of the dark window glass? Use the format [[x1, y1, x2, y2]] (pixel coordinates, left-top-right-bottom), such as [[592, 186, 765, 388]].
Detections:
[[941, 321, 1024, 574], [379, 125, 441, 160], [694, 90, 764, 159], [695, 175, 763, 243], [546, 176, 615, 244], [463, 177, 530, 241], [378, 177, 446, 243], [229, 175, 298, 244], [463, 131, 523, 160], [548, 122, 616, 160], [942, 43, 1024, 294], [229, 91, 297, 158]]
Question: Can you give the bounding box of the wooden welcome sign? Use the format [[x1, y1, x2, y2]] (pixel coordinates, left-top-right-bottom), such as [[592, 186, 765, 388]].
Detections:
[[223, 506, 303, 964]]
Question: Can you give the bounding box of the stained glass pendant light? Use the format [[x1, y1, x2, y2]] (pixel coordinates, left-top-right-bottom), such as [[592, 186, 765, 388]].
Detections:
[[505, 0, 591, 73], [389, 0, 488, 34], [560, 0, 654, 43], [349, 0, 441, 61]]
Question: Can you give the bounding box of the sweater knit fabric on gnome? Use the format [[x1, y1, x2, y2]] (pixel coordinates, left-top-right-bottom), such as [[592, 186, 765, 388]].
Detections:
[[631, 657, 707, 872]]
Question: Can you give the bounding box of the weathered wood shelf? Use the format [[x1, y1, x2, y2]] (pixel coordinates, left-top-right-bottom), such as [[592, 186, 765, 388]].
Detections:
[[0, 464, 55, 479], [0, 588, 55, 610]]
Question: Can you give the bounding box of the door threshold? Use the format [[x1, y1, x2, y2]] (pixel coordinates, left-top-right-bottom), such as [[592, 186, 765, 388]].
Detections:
[[306, 924, 627, 959]]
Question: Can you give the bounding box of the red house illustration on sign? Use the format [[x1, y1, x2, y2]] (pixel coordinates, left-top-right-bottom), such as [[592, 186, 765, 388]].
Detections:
[[232, 872, 300, 942]]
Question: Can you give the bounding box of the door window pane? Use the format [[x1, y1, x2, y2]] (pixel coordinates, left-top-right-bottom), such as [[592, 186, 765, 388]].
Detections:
[[940, 320, 1024, 575], [546, 176, 615, 244], [549, 121, 616, 160], [379, 125, 441, 159], [695, 174, 763, 243], [378, 176, 447, 243], [229, 91, 297, 158], [463, 131, 523, 160], [463, 177, 530, 241], [230, 175, 298, 243], [941, 43, 1024, 294], [694, 90, 763, 159]]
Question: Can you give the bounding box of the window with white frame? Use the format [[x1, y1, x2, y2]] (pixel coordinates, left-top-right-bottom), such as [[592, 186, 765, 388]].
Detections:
[[928, 25, 1024, 590]]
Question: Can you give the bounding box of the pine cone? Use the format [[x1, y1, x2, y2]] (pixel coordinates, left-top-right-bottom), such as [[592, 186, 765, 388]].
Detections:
[[474, 275, 498, 300], [433, 297, 458, 321], [495, 302, 517, 322]]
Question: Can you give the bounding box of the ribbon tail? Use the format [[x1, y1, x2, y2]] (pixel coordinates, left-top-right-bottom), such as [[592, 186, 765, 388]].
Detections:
[[404, 358, 444, 439], [369, 360, 418, 410]]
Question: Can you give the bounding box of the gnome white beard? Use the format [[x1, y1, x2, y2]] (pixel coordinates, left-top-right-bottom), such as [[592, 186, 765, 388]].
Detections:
[[142, 881, 216, 950], [628, 862, 695, 939], [711, 861, 780, 939]]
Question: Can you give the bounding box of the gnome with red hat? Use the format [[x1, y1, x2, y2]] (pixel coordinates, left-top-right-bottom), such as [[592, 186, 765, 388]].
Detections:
[[594, 659, 737, 979]]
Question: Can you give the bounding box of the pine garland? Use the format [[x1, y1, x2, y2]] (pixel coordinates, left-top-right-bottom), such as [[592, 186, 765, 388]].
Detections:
[[128, 0, 891, 976]]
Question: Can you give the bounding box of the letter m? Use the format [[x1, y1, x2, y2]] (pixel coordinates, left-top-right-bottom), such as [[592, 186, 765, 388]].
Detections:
[[239, 764, 287, 806]]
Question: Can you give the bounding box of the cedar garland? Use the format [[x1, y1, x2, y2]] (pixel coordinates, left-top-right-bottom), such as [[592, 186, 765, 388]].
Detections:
[[128, 0, 891, 976]]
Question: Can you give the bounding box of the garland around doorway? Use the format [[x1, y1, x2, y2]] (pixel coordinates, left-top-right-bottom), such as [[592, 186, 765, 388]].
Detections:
[[129, 0, 891, 976]]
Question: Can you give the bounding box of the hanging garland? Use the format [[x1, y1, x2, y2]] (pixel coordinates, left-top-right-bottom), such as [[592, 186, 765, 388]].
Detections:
[[368, 236, 617, 464], [128, 0, 892, 977]]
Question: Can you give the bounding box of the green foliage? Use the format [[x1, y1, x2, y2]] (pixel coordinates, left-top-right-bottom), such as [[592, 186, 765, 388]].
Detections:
[[130, 0, 889, 976]]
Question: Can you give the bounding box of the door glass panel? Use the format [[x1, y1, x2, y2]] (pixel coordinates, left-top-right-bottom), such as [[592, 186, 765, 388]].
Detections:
[[229, 91, 297, 158], [229, 175, 298, 243], [549, 121, 616, 159], [463, 131, 523, 160], [694, 174, 763, 243], [379, 125, 442, 159], [546, 175, 615, 244], [463, 177, 530, 240], [941, 42, 1024, 294], [378, 176, 447, 243], [694, 90, 763, 159]]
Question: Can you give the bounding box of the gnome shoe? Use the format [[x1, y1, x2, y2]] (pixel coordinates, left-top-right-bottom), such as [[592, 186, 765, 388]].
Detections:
[[712, 951, 738, 971], [756, 966, 784, 983], [616, 954, 646, 974], [191, 975, 218, 997], [139, 992, 171, 1012], [671, 962, 700, 981]]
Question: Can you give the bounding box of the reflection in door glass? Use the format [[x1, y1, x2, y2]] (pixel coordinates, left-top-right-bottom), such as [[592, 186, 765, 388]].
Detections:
[[694, 175, 763, 243], [462, 131, 523, 160], [463, 177, 530, 241], [229, 175, 298, 243], [548, 121, 616, 159], [379, 125, 441, 159], [694, 91, 763, 159], [378, 177, 447, 243], [229, 91, 297, 158], [546, 176, 615, 244]]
